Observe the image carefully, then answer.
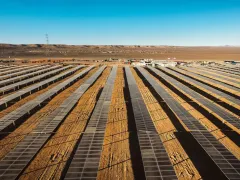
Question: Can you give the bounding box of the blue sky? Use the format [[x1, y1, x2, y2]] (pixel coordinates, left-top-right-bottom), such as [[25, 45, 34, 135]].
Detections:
[[0, 0, 240, 46]]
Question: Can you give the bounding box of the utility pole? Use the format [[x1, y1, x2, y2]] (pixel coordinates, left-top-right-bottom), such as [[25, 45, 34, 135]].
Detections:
[[45, 34, 50, 60], [46, 33, 49, 45]]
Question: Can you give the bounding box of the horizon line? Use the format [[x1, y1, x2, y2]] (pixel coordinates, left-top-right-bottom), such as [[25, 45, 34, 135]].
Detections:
[[1, 43, 240, 47]]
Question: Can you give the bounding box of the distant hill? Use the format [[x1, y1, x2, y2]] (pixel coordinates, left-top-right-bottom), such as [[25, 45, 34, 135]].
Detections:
[[0, 44, 240, 60]]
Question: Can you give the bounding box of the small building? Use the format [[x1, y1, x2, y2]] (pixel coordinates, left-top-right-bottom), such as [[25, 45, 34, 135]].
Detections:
[[177, 61, 187, 66], [224, 60, 234, 64], [132, 62, 146, 66], [152, 60, 177, 67], [224, 60, 240, 65], [231, 61, 240, 65]]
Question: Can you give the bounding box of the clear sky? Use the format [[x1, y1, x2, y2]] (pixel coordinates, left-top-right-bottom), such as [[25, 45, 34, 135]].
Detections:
[[0, 0, 240, 46]]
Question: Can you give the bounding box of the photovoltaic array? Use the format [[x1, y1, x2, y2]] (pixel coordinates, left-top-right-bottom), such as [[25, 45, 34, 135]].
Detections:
[[166, 67, 240, 104], [65, 66, 117, 179], [125, 66, 177, 180], [151, 67, 240, 129], [0, 65, 89, 133], [169, 67, 240, 93], [0, 65, 81, 110], [180, 66, 239, 85], [0, 63, 239, 180], [0, 65, 73, 94], [0, 65, 107, 179], [138, 66, 240, 179], [0, 65, 60, 86], [206, 66, 240, 76], [0, 65, 40, 76]]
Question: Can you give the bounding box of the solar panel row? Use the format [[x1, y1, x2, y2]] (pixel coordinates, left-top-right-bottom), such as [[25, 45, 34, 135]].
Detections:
[[180, 66, 240, 86], [0, 65, 53, 82], [0, 65, 27, 72], [149, 67, 240, 130], [124, 67, 177, 180], [206, 66, 240, 76], [139, 66, 240, 179], [161, 68, 240, 112], [0, 65, 106, 180], [209, 65, 240, 73], [169, 67, 240, 93], [0, 65, 90, 133], [225, 66, 240, 71], [65, 66, 117, 180], [0, 65, 40, 76], [0, 65, 75, 95], [0, 65, 15, 70], [200, 67, 240, 79], [34, 65, 106, 134], [0, 65, 61, 87], [0, 65, 76, 110]]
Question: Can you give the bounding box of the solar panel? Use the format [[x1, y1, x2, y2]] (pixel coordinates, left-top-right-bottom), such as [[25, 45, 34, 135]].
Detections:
[[0, 65, 78, 110], [149, 67, 240, 129], [65, 66, 117, 180], [0, 65, 53, 82], [139, 66, 240, 179], [169, 67, 240, 93], [206, 66, 240, 76], [0, 65, 40, 76], [217, 64, 239, 69], [0, 65, 105, 179], [197, 67, 240, 79], [0, 65, 93, 133], [209, 65, 240, 73], [160, 68, 240, 114], [0, 65, 28, 72], [0, 133, 49, 179], [0, 65, 16, 70], [0, 65, 76, 95], [123, 67, 177, 180], [180, 66, 240, 86]]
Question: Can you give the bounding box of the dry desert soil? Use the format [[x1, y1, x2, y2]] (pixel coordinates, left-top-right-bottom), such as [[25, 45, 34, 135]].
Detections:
[[1, 44, 240, 61]]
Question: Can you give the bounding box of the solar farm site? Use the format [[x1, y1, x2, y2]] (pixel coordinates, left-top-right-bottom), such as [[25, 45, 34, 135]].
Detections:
[[0, 63, 239, 180]]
